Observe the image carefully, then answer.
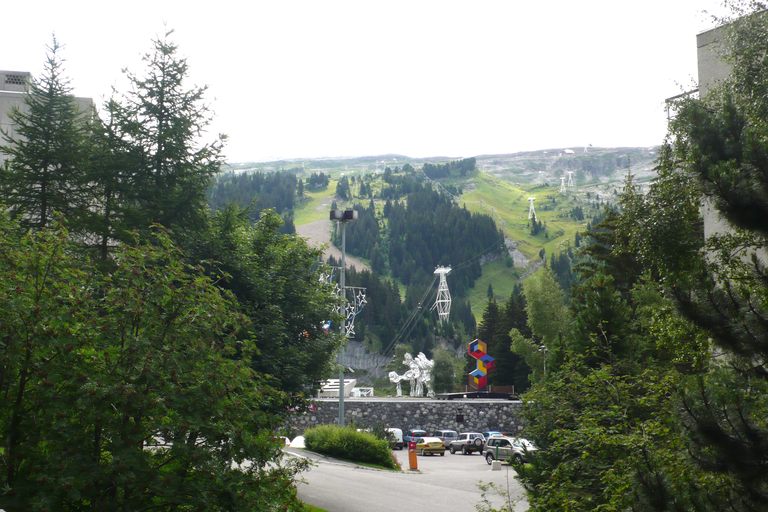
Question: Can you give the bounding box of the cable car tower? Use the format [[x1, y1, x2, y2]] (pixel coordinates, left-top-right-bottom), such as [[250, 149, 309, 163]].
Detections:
[[559, 176, 566, 194], [567, 171, 574, 188], [528, 197, 536, 220], [432, 266, 452, 323]]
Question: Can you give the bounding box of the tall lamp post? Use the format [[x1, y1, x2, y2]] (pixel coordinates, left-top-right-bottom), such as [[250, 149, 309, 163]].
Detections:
[[330, 208, 357, 426]]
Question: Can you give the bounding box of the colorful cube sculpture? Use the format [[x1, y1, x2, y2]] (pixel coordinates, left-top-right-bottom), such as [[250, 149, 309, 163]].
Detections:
[[467, 338, 495, 390]]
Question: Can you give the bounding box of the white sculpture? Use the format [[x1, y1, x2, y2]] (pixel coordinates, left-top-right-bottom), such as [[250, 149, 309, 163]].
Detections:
[[405, 353, 422, 396], [416, 352, 435, 398], [388, 371, 404, 397], [389, 352, 435, 397]]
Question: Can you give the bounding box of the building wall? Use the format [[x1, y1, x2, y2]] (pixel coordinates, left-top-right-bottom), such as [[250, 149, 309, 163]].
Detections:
[[0, 70, 93, 166], [284, 398, 525, 437], [697, 25, 733, 246], [697, 25, 731, 96], [695, 22, 768, 264]]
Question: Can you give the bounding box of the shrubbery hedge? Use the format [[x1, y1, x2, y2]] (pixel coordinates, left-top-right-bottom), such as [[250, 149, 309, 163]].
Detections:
[[304, 425, 398, 469]]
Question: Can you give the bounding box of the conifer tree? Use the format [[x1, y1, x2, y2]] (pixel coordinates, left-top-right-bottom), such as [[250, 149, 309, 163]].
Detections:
[[112, 31, 224, 235], [0, 37, 89, 231]]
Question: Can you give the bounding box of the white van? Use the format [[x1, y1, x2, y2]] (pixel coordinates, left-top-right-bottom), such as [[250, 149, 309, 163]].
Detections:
[[385, 428, 404, 450]]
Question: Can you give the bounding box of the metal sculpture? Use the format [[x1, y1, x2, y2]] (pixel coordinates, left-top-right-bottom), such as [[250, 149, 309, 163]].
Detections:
[[389, 352, 435, 397], [322, 266, 366, 337], [416, 352, 435, 398], [468, 339, 495, 390], [388, 371, 405, 397]]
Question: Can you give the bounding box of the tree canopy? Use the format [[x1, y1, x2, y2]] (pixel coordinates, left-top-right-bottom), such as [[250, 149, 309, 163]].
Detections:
[[513, 6, 768, 510], [0, 32, 340, 511]]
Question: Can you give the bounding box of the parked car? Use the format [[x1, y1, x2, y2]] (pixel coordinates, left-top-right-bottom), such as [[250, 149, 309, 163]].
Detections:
[[403, 429, 427, 446], [414, 436, 446, 456], [385, 428, 404, 450], [448, 432, 485, 454], [433, 429, 459, 448], [484, 436, 538, 465], [482, 430, 503, 441]]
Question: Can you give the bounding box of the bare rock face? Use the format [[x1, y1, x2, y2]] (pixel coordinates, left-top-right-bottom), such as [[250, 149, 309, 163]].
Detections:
[[504, 238, 529, 269]]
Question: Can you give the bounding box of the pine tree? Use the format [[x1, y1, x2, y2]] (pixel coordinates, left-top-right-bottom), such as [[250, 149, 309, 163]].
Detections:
[[112, 31, 224, 235], [0, 37, 90, 231], [653, 8, 768, 508]]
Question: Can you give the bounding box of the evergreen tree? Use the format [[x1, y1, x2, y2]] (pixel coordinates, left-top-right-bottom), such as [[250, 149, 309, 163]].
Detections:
[[335, 175, 350, 199], [641, 7, 768, 508], [0, 38, 89, 231], [112, 31, 224, 235]]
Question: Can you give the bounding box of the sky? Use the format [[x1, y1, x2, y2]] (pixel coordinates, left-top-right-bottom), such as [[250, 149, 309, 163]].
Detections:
[[4, 1, 731, 163]]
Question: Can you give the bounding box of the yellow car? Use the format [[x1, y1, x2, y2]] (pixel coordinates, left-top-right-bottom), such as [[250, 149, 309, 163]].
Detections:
[[415, 436, 446, 456]]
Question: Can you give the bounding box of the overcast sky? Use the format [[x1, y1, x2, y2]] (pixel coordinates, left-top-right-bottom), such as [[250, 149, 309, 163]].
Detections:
[[4, 1, 729, 163]]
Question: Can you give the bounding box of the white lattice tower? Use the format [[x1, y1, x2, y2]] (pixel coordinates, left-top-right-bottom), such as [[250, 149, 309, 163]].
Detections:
[[567, 171, 574, 187], [432, 267, 452, 323], [559, 176, 566, 194], [528, 197, 536, 220]]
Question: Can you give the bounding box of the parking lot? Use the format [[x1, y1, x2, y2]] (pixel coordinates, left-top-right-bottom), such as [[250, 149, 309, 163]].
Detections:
[[293, 446, 529, 512]]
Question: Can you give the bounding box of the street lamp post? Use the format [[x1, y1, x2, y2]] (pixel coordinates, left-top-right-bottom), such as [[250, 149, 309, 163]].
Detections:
[[330, 208, 357, 426]]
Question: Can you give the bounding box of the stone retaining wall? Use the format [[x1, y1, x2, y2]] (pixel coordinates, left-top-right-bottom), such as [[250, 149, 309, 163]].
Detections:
[[285, 398, 524, 436]]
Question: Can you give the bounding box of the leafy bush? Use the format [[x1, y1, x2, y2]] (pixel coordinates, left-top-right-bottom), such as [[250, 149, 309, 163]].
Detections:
[[304, 425, 398, 469]]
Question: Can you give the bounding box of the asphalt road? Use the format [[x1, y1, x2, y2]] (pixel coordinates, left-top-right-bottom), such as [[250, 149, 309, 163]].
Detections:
[[290, 447, 529, 512]]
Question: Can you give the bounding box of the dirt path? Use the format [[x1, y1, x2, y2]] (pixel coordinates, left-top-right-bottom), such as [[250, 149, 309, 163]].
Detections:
[[296, 219, 370, 272]]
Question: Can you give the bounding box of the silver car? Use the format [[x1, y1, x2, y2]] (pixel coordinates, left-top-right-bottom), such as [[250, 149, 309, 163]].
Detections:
[[448, 432, 485, 454], [433, 429, 459, 448], [484, 436, 538, 464]]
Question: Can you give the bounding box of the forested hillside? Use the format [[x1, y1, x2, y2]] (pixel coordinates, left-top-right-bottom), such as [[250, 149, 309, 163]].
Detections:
[[211, 150, 604, 387], [207, 170, 299, 233]]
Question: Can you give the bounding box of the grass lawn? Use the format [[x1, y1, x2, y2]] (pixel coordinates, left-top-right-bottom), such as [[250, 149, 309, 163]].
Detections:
[[294, 180, 338, 226], [461, 172, 588, 319], [467, 259, 521, 319], [460, 173, 586, 260]]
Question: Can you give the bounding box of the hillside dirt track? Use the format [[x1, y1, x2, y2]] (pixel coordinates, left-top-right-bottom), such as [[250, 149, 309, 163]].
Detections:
[[296, 218, 370, 272]]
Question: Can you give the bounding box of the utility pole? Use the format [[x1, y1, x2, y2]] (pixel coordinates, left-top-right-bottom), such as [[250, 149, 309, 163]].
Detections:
[[330, 208, 357, 427]]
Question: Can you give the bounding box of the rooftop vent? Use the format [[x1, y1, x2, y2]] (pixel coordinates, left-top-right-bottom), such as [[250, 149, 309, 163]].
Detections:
[[1, 71, 31, 92]]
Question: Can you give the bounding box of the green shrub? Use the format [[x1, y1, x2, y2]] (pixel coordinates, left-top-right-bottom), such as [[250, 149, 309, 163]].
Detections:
[[304, 425, 398, 469]]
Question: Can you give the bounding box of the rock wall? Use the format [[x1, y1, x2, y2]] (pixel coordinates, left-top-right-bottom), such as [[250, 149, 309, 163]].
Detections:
[[284, 398, 524, 436]]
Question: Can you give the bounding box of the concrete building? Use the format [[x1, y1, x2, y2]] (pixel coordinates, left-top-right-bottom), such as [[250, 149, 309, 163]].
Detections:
[[695, 25, 734, 244], [694, 19, 768, 264], [696, 25, 732, 96], [0, 70, 32, 158], [0, 69, 93, 166]]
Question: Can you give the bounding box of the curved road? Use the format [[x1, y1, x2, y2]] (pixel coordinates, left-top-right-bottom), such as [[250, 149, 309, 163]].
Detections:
[[291, 448, 528, 512], [296, 219, 370, 272]]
